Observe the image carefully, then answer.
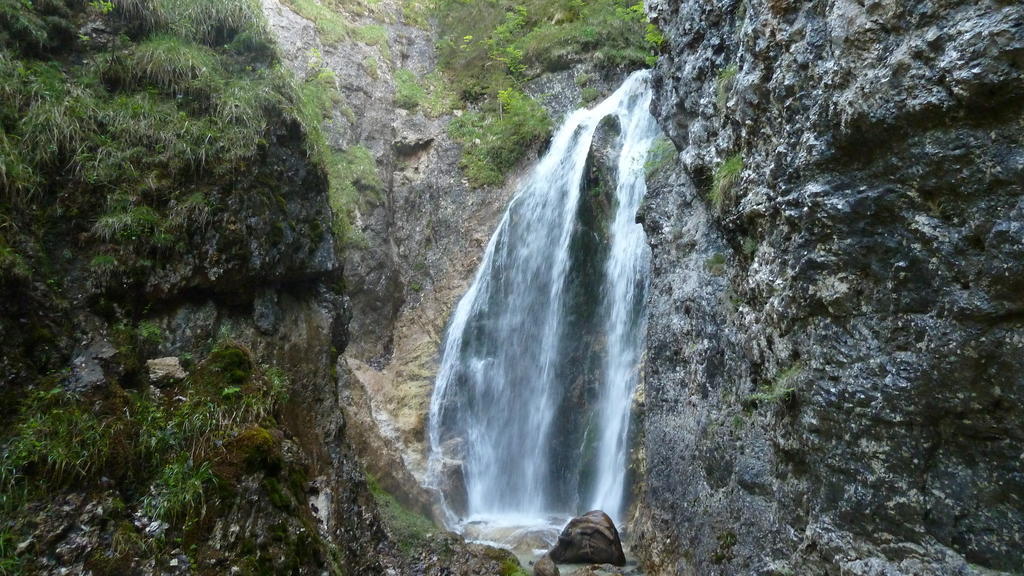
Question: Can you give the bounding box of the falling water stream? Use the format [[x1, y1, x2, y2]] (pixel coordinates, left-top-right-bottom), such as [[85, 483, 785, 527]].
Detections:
[[427, 70, 658, 552]]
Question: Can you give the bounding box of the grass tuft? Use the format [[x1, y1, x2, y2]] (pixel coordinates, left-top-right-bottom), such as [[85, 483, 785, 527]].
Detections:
[[281, 0, 353, 45], [367, 473, 438, 559], [0, 389, 115, 490], [710, 153, 743, 209], [105, 34, 220, 97], [744, 365, 801, 410], [645, 135, 676, 177], [112, 0, 270, 46], [141, 455, 217, 527], [716, 64, 738, 109], [394, 69, 425, 111]]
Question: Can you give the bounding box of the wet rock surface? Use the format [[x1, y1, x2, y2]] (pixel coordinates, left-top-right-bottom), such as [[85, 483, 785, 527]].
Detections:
[[636, 0, 1024, 574], [535, 553, 560, 576], [550, 511, 627, 566]]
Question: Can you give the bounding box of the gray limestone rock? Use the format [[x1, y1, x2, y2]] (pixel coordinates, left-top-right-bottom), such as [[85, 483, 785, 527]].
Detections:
[[635, 0, 1024, 574], [145, 357, 185, 386]]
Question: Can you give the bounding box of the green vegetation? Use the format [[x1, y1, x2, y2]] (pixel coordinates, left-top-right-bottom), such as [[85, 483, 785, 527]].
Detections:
[[355, 24, 390, 60], [395, 68, 426, 110], [741, 235, 758, 257], [293, 58, 382, 246], [744, 364, 801, 409], [326, 145, 383, 246], [137, 320, 164, 345], [712, 530, 737, 564], [645, 135, 677, 177], [449, 87, 551, 186], [435, 0, 663, 187], [400, 0, 430, 29], [141, 455, 217, 526], [711, 154, 744, 208], [580, 86, 601, 103], [716, 63, 738, 109], [436, 0, 663, 100], [283, 0, 353, 44], [282, 0, 392, 46], [366, 474, 440, 559], [705, 252, 727, 276], [395, 68, 459, 116], [0, 0, 377, 291], [0, 529, 22, 576], [0, 344, 294, 571], [0, 389, 114, 488], [500, 558, 529, 576]]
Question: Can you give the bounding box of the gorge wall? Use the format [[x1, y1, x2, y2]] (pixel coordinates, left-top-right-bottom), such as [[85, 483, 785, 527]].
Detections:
[[0, 1, 523, 573], [4, 0, 1023, 574], [635, 0, 1024, 574]]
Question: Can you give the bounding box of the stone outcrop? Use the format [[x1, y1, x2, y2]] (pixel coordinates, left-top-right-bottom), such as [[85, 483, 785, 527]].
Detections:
[[534, 553, 560, 576], [550, 510, 627, 566], [145, 356, 185, 385], [635, 0, 1024, 574]]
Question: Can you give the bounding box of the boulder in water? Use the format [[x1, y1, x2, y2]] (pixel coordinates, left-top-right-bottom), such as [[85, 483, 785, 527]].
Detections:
[[549, 510, 626, 566], [534, 553, 559, 576]]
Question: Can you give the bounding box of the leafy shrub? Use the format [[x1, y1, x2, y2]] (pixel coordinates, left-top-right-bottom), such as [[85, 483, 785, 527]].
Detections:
[[448, 88, 551, 187]]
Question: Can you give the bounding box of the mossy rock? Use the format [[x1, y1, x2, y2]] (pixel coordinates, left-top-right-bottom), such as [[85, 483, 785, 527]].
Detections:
[[206, 345, 253, 387], [218, 425, 283, 479]]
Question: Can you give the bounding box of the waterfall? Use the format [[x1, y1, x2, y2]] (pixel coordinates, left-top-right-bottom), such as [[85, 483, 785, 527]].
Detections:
[[427, 71, 658, 531]]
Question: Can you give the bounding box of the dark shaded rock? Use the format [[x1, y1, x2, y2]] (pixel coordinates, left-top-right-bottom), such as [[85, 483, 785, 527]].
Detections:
[[550, 510, 626, 566], [636, 0, 1024, 574], [439, 457, 469, 518], [534, 553, 559, 576], [252, 289, 281, 335], [66, 337, 118, 392]]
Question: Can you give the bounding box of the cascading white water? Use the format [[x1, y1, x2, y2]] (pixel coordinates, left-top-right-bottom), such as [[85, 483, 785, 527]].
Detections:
[[587, 83, 658, 520], [427, 70, 658, 534]]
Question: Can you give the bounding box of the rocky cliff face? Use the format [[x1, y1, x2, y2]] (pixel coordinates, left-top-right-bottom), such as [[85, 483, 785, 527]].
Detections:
[[0, 1, 530, 573], [635, 0, 1024, 574], [259, 0, 523, 517]]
